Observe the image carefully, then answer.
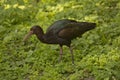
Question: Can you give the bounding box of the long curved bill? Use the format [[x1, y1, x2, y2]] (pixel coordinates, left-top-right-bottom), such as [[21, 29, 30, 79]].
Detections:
[[23, 31, 33, 41]]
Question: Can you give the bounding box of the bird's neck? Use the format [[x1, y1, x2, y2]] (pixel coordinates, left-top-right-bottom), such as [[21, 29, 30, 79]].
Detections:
[[35, 31, 46, 43]]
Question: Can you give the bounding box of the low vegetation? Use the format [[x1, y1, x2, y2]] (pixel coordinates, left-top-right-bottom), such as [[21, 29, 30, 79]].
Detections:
[[0, 0, 120, 80]]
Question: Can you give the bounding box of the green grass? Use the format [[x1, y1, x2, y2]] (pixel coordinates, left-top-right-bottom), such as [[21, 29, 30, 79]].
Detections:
[[0, 0, 120, 80]]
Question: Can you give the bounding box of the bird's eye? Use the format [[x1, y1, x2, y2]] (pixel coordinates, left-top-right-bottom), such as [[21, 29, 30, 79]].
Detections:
[[30, 28, 33, 31]]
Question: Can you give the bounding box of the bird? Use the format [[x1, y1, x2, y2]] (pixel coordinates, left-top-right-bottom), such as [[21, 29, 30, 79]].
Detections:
[[23, 19, 96, 64]]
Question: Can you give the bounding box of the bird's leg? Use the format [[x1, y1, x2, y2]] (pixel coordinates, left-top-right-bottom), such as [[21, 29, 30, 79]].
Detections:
[[69, 46, 74, 64], [59, 45, 63, 63]]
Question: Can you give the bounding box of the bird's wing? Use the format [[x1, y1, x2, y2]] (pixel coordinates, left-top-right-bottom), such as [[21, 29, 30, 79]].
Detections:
[[57, 22, 96, 40]]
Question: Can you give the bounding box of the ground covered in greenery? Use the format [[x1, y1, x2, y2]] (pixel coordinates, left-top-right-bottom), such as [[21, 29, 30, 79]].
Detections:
[[0, 0, 120, 80]]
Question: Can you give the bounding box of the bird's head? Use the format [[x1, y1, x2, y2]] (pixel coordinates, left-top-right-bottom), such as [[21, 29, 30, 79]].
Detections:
[[23, 25, 43, 41]]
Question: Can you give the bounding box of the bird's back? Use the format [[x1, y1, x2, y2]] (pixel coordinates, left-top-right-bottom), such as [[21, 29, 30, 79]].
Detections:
[[46, 19, 77, 34]]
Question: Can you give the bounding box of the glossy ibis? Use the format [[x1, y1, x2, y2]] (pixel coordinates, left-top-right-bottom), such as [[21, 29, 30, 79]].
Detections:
[[23, 19, 96, 64]]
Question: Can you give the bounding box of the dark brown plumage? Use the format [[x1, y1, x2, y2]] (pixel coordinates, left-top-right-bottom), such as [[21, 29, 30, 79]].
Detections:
[[23, 19, 96, 64]]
